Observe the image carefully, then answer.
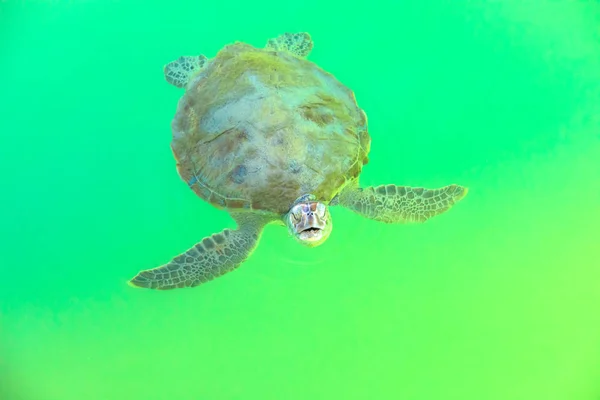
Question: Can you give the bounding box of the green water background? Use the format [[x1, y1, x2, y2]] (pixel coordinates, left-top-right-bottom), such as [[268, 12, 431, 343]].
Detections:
[[2, 0, 600, 399]]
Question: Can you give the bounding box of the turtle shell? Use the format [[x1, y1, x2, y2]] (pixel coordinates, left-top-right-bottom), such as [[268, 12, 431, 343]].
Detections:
[[170, 42, 371, 215]]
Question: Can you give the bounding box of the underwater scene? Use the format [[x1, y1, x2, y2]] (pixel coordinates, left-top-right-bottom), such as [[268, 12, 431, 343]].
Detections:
[[1, 0, 600, 399]]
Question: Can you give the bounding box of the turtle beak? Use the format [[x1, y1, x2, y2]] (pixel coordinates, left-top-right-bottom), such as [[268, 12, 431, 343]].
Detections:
[[286, 200, 332, 247]]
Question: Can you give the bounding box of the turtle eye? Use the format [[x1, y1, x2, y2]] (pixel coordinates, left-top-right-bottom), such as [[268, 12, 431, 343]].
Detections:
[[316, 203, 327, 219], [290, 208, 302, 223], [293, 210, 302, 222]]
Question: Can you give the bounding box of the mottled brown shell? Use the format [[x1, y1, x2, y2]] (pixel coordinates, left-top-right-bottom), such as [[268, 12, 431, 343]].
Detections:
[[170, 42, 371, 214]]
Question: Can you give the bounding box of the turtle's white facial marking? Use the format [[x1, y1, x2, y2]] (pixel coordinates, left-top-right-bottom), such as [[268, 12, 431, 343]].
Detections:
[[286, 199, 332, 247]]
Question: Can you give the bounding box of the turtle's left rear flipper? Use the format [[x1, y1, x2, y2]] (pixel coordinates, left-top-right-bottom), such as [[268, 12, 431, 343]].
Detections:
[[164, 55, 208, 88], [336, 183, 468, 224]]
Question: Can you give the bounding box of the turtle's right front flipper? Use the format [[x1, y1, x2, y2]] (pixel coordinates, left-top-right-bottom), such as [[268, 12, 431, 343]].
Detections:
[[336, 183, 468, 224], [129, 213, 273, 290], [164, 54, 208, 88]]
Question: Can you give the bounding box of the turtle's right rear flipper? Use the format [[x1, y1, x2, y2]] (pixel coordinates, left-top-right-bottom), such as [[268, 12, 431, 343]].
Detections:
[[265, 32, 313, 58], [164, 55, 208, 88]]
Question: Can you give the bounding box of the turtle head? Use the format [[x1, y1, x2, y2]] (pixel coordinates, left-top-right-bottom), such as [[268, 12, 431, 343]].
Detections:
[[285, 194, 332, 247]]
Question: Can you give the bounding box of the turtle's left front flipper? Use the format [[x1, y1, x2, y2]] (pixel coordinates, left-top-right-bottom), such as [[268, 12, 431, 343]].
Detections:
[[128, 213, 274, 290], [336, 183, 468, 224]]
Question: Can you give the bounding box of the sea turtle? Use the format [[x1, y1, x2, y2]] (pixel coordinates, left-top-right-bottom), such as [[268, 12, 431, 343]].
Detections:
[[129, 32, 468, 290]]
